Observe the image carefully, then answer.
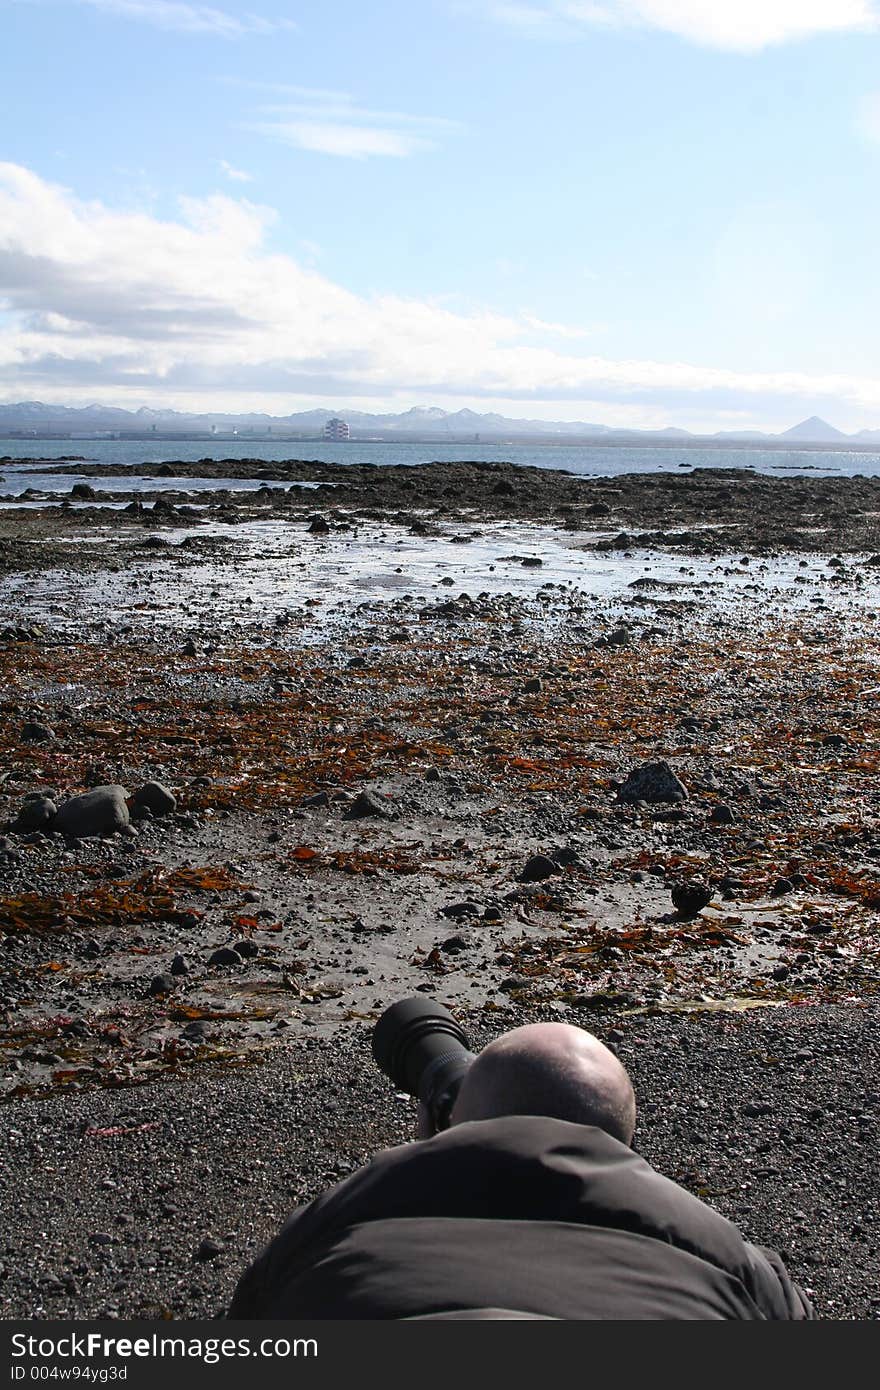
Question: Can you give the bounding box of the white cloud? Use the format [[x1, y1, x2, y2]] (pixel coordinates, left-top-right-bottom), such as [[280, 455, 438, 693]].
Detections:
[[247, 121, 431, 159], [218, 159, 254, 182], [245, 90, 458, 160], [73, 0, 295, 37], [1, 162, 879, 422], [520, 314, 599, 338], [484, 1, 879, 51]]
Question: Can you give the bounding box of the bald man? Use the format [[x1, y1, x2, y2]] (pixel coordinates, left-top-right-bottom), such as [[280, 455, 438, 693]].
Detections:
[[229, 1021, 813, 1320]]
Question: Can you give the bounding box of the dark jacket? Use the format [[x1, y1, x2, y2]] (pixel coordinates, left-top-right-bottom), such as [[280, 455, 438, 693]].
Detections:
[[229, 1117, 814, 1320]]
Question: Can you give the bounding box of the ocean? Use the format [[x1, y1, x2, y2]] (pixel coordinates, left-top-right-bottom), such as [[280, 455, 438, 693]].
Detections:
[[2, 437, 880, 480]]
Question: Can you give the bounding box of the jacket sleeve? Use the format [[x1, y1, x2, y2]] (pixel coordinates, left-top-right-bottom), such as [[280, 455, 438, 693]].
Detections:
[[745, 1242, 816, 1320]]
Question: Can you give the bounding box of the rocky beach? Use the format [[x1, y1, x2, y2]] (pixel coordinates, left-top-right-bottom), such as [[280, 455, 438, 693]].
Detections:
[[1, 458, 879, 1320]]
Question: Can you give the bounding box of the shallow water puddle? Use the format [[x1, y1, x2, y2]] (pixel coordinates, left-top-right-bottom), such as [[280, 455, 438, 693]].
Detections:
[[2, 517, 880, 636]]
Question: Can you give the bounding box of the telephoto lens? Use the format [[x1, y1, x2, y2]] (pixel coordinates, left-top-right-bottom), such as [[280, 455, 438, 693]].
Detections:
[[372, 997, 476, 1134]]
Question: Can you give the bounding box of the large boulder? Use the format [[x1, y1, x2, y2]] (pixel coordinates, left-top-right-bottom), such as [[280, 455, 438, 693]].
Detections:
[[616, 760, 688, 805], [53, 785, 130, 837]]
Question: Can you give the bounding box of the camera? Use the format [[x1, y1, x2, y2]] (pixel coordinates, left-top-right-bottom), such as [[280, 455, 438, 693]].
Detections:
[[372, 996, 476, 1134]]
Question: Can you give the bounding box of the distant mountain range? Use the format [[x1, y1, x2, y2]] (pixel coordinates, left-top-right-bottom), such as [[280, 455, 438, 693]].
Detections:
[[1, 402, 878, 446]]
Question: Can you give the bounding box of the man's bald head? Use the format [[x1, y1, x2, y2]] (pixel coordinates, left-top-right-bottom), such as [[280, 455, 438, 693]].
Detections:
[[450, 1023, 636, 1145]]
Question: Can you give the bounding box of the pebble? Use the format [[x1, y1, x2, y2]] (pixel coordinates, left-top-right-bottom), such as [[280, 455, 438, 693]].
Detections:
[[344, 790, 391, 820], [21, 721, 55, 743], [440, 901, 481, 919], [195, 1237, 225, 1262], [617, 761, 688, 805], [208, 947, 243, 967], [743, 1101, 775, 1118], [518, 854, 561, 883], [132, 781, 177, 817], [301, 791, 331, 808], [670, 880, 712, 917]]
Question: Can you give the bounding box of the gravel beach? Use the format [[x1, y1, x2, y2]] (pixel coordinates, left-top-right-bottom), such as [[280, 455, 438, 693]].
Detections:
[[1, 460, 879, 1320]]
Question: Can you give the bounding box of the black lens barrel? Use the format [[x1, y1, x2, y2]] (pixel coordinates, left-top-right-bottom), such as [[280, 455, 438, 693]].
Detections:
[[372, 997, 476, 1130], [372, 997, 471, 1096]]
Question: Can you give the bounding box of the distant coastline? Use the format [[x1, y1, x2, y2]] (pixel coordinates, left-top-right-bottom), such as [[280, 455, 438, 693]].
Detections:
[[4, 431, 880, 453]]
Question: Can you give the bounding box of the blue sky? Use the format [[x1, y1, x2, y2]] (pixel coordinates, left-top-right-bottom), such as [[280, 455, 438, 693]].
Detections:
[[2, 0, 880, 431]]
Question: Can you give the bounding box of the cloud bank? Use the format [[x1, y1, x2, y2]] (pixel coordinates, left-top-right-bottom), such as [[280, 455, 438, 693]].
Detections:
[[486, 1, 879, 52], [1, 163, 878, 426]]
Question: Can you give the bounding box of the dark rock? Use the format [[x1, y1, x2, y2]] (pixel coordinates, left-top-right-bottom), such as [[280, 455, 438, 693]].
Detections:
[[307, 515, 330, 534], [21, 721, 55, 743], [302, 791, 331, 808], [181, 1021, 209, 1041], [743, 1101, 775, 1118], [670, 880, 712, 917], [208, 946, 243, 967], [440, 935, 468, 954], [440, 901, 481, 919], [195, 1237, 225, 1262], [132, 781, 177, 816], [772, 877, 794, 896], [170, 954, 189, 976], [549, 846, 581, 867], [71, 483, 97, 500], [520, 557, 543, 567], [53, 785, 130, 838], [14, 796, 57, 831], [424, 766, 441, 782], [523, 677, 542, 694], [232, 939, 259, 958], [572, 989, 637, 1010], [617, 760, 688, 804], [148, 974, 175, 996], [709, 804, 735, 824], [518, 854, 561, 883], [344, 790, 391, 820]]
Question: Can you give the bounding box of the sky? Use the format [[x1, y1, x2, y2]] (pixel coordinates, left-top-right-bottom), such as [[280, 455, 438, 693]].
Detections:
[[2, 0, 880, 433]]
